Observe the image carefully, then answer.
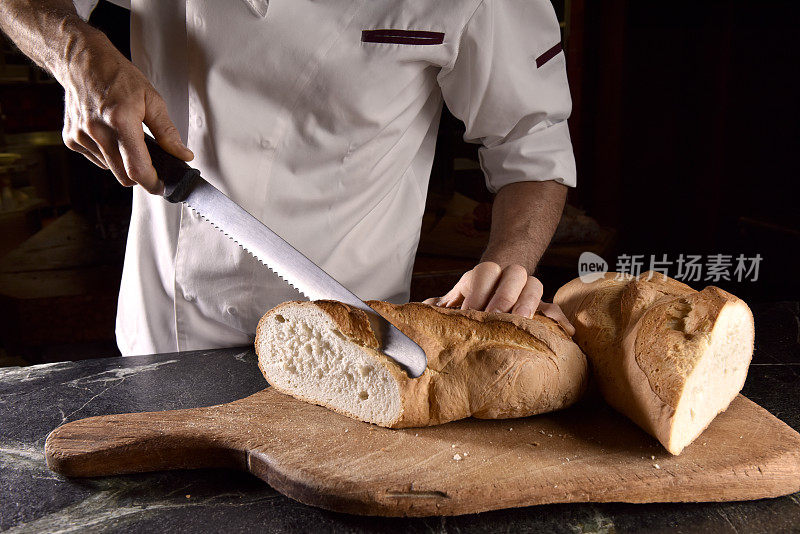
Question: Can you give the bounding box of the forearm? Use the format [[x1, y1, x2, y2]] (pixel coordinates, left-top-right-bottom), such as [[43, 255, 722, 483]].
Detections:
[[1, 0, 191, 191], [481, 180, 567, 274], [0, 0, 105, 84]]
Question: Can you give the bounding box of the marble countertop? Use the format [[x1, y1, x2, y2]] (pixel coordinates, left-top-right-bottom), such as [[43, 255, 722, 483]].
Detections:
[[2, 302, 799, 533]]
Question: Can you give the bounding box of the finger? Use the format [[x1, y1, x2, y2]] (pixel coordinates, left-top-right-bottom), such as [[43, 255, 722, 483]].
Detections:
[[442, 291, 465, 309], [113, 111, 163, 195], [510, 276, 544, 318], [73, 144, 109, 170], [461, 262, 503, 311], [538, 301, 576, 336], [70, 129, 114, 170], [87, 122, 133, 188], [484, 265, 528, 313], [63, 133, 109, 170], [438, 277, 468, 307], [143, 91, 194, 161], [425, 271, 471, 308], [422, 288, 465, 308]]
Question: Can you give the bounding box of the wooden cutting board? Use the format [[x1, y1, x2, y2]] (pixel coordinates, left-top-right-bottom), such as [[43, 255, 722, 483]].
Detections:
[[45, 389, 800, 517]]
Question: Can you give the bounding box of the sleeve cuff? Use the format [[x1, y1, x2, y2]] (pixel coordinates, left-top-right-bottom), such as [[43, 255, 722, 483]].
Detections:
[[478, 119, 577, 192], [72, 0, 98, 20]]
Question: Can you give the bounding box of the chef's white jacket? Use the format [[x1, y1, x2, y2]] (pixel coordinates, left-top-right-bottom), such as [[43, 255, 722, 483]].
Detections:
[[74, 0, 576, 355]]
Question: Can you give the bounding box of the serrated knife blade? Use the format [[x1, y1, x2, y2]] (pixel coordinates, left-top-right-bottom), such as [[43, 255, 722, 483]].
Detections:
[[145, 135, 427, 377]]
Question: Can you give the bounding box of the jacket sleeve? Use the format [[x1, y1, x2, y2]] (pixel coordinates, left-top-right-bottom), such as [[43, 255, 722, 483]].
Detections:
[[437, 0, 576, 192], [72, 0, 130, 20]]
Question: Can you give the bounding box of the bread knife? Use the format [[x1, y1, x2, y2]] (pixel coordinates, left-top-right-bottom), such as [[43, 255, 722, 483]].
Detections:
[[145, 135, 427, 377]]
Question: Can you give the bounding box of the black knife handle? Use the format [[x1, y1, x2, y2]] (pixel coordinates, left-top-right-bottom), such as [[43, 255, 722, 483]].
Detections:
[[144, 134, 201, 203]]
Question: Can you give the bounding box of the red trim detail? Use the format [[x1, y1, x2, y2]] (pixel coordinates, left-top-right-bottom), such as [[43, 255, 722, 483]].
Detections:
[[362, 29, 444, 45], [536, 42, 563, 68]]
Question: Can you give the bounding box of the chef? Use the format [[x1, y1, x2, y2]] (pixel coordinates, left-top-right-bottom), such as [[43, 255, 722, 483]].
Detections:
[[1, 0, 576, 356]]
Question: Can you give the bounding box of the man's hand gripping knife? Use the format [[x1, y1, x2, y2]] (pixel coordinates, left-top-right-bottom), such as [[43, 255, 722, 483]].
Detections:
[[0, 0, 192, 192]]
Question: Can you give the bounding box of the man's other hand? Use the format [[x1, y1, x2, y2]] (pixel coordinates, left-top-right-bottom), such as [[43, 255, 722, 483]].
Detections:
[[60, 34, 193, 194], [422, 261, 575, 336]]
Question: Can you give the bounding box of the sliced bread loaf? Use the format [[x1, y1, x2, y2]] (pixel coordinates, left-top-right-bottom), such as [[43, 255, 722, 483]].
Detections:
[[554, 271, 754, 454], [255, 300, 589, 428]]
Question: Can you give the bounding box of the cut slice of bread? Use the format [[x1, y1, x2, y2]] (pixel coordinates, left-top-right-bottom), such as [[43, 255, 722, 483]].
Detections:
[[554, 271, 755, 455], [255, 300, 589, 428]]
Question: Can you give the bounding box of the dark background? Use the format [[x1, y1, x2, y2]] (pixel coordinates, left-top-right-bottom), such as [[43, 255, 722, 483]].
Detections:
[[571, 1, 800, 304], [0, 0, 798, 365]]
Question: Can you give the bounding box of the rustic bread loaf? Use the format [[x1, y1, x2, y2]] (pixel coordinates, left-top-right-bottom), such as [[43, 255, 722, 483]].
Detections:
[[554, 271, 754, 455], [255, 300, 589, 428]]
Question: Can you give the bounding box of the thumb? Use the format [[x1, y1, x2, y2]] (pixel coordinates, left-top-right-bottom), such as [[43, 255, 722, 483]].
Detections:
[[143, 90, 194, 161]]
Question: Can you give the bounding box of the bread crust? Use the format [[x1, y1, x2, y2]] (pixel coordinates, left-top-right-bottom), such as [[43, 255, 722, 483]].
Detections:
[[256, 300, 589, 428], [554, 271, 754, 454]]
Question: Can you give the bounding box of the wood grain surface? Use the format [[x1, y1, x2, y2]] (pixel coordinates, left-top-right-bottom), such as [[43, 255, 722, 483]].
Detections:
[[45, 389, 800, 517]]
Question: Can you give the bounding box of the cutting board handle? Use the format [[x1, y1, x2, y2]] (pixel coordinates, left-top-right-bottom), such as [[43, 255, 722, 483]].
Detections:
[[45, 406, 247, 477]]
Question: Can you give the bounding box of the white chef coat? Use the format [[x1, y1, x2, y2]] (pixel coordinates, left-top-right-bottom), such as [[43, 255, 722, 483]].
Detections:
[[74, 0, 576, 355]]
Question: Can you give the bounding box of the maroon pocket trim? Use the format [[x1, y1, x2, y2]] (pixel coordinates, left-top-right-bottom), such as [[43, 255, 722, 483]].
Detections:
[[536, 42, 563, 68], [362, 29, 444, 45]]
